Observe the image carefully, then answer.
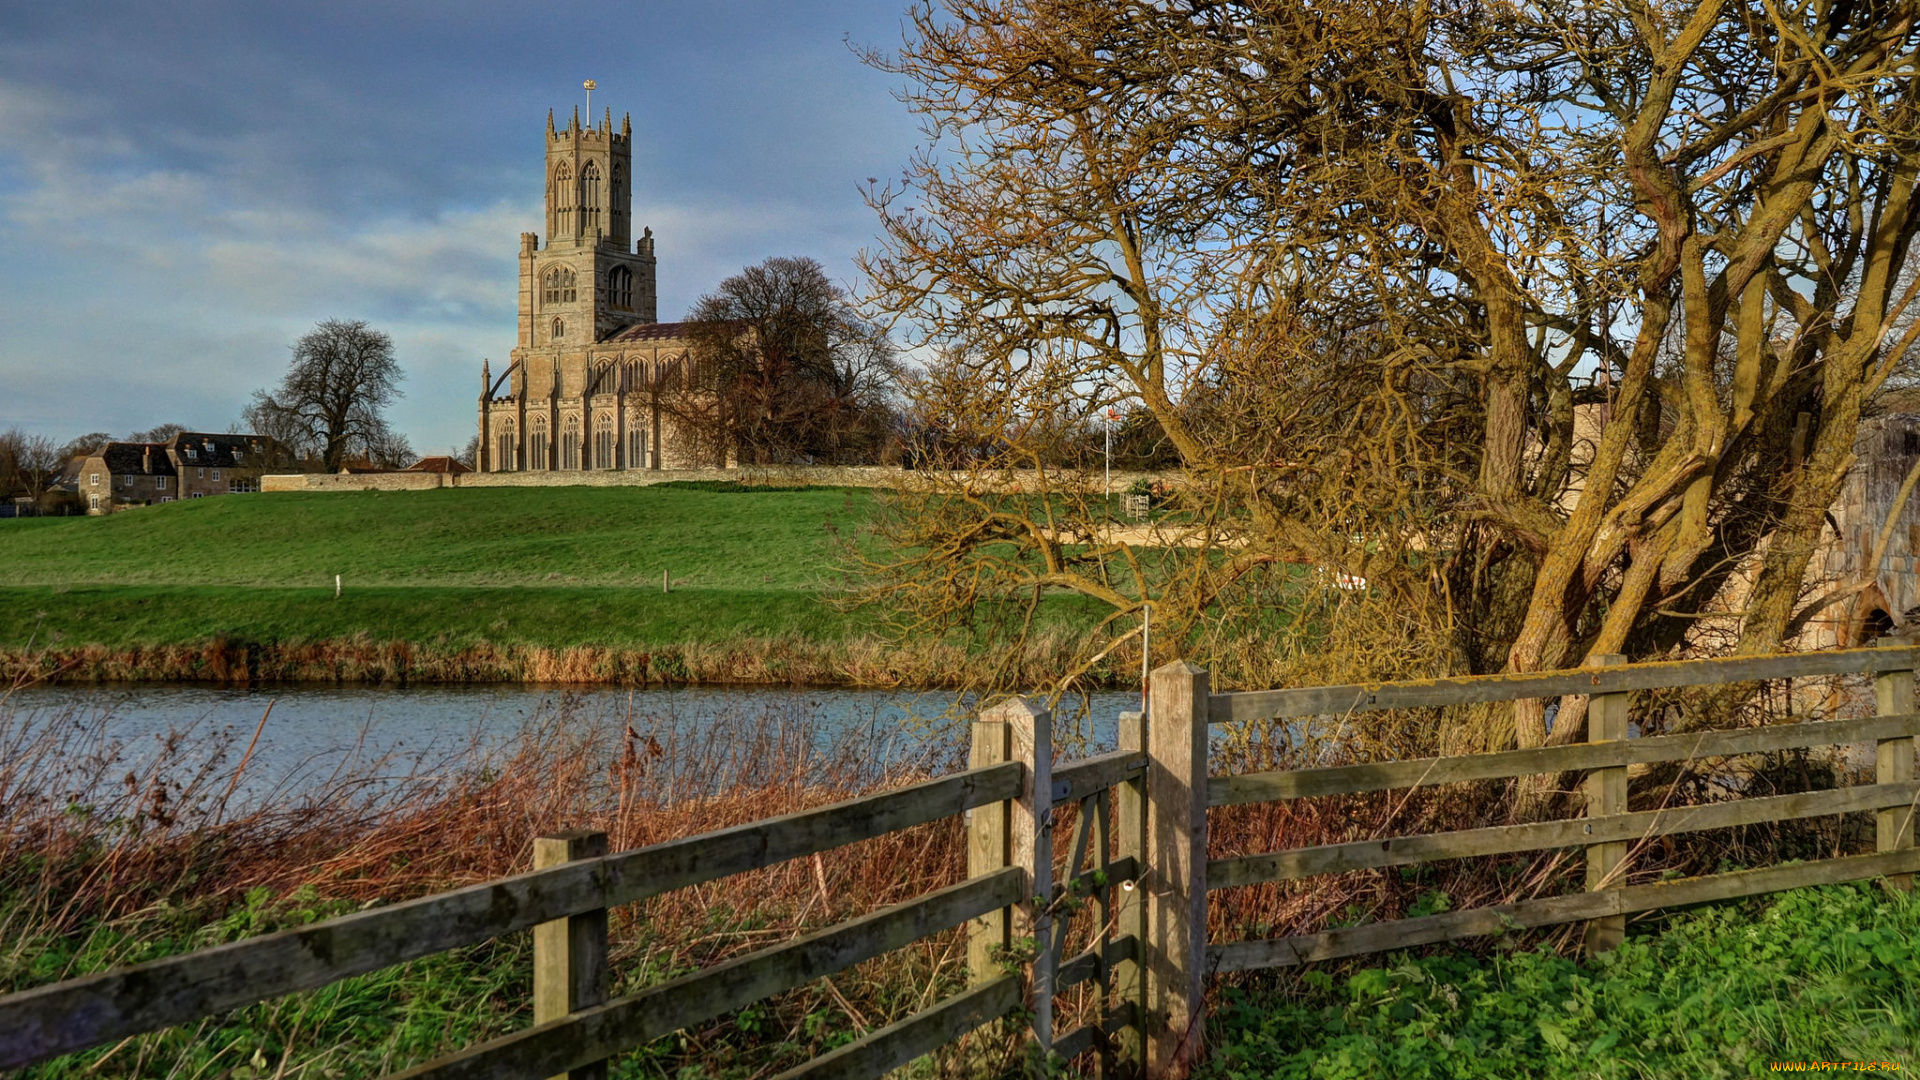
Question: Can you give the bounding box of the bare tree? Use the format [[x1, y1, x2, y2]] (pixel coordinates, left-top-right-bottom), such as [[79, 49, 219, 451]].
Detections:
[[859, 0, 1920, 748], [246, 319, 407, 473], [126, 423, 187, 444], [1, 429, 62, 503], [663, 257, 901, 465], [57, 432, 112, 462]]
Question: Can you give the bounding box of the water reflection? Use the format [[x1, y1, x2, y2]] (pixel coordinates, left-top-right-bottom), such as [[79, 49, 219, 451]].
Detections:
[[1, 683, 1136, 808]]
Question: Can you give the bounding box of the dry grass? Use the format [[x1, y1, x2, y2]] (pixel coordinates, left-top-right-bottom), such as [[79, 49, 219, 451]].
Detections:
[[0, 626, 1109, 693], [0, 679, 1014, 1079]]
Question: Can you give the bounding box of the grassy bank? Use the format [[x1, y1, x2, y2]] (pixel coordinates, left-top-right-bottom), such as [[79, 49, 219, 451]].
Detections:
[[1205, 882, 1920, 1079], [0, 484, 1108, 687]]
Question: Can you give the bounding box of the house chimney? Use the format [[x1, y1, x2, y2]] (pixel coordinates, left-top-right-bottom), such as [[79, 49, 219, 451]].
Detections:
[[142, 446, 152, 473]]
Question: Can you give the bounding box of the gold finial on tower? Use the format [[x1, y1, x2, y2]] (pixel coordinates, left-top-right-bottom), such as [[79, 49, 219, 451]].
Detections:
[[583, 78, 596, 118]]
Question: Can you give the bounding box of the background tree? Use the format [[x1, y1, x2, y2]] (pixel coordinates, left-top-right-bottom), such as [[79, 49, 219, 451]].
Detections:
[[245, 319, 407, 473], [125, 423, 187, 444], [664, 257, 901, 465], [57, 432, 112, 462], [859, 0, 1920, 749], [1, 429, 63, 504]]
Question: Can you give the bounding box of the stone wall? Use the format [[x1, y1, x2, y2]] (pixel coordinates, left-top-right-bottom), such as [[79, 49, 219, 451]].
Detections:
[[261, 466, 1175, 494]]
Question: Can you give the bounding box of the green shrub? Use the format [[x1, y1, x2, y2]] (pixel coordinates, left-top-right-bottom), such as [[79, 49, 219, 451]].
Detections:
[[1206, 882, 1920, 1079]]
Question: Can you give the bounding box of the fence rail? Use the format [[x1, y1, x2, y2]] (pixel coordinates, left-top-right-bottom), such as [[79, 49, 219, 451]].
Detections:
[[4, 644, 1917, 1078]]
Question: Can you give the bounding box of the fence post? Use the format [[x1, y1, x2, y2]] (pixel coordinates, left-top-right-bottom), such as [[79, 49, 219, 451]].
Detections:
[[1113, 709, 1149, 1073], [1875, 648, 1916, 891], [968, 714, 1014, 983], [534, 829, 609, 1080], [1146, 661, 1208, 1078], [1583, 653, 1629, 955], [987, 698, 1055, 1055]]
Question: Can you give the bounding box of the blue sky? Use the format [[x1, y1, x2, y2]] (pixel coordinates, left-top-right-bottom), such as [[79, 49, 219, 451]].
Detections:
[[0, 1, 921, 454]]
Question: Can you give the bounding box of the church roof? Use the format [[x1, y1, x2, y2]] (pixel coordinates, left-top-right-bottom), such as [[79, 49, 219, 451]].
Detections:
[[602, 320, 702, 343]]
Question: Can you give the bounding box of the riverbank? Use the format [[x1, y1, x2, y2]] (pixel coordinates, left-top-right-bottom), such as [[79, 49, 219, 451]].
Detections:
[[0, 623, 1106, 688], [0, 485, 1113, 688]]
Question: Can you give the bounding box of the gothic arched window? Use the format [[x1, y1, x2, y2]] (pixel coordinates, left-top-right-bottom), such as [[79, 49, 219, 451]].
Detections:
[[529, 415, 549, 471], [552, 317, 566, 342], [554, 161, 574, 234], [495, 420, 517, 472], [543, 267, 577, 306], [627, 416, 645, 469], [609, 266, 633, 309], [611, 163, 626, 228], [561, 415, 582, 470], [595, 414, 614, 470], [581, 161, 602, 234]]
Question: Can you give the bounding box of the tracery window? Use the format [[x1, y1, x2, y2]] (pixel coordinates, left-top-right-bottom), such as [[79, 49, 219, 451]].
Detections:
[[529, 416, 549, 471], [553, 161, 574, 235], [543, 267, 577, 305], [609, 265, 633, 309], [627, 421, 646, 469], [495, 420, 517, 471], [595, 414, 615, 469], [561, 415, 582, 470], [581, 161, 602, 234]]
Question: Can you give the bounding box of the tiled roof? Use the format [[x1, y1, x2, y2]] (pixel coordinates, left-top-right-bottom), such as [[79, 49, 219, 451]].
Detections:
[[97, 443, 176, 476], [405, 456, 473, 474], [168, 432, 273, 469]]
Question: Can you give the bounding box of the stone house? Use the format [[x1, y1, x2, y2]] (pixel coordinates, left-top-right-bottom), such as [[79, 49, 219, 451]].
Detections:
[[75, 432, 287, 514]]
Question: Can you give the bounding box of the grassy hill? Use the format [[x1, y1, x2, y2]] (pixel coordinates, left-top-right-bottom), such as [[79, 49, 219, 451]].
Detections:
[[0, 485, 904, 679], [0, 484, 866, 591]]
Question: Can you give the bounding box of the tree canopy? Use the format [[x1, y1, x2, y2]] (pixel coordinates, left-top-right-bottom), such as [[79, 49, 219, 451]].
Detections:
[[246, 319, 409, 472], [859, 0, 1920, 748], [667, 257, 901, 466]]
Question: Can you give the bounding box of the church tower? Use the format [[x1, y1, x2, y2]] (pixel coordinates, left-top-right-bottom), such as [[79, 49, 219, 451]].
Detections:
[[482, 89, 719, 476], [518, 104, 659, 351]]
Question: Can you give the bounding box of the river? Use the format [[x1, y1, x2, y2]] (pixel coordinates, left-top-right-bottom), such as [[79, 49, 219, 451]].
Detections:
[[1, 683, 1141, 808]]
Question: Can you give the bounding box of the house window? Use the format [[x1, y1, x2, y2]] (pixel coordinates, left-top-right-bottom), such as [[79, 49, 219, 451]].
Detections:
[[229, 478, 259, 493], [609, 266, 633, 309], [88, 494, 100, 510], [212, 469, 221, 480], [157, 476, 170, 491], [191, 492, 205, 499], [91, 473, 101, 487], [197, 467, 205, 479]]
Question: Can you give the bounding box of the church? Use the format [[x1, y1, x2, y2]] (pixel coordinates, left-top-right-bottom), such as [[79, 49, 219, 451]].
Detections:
[[477, 99, 725, 473]]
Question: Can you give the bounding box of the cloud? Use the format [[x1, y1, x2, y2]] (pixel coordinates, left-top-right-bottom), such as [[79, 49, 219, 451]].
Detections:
[[0, 2, 922, 451]]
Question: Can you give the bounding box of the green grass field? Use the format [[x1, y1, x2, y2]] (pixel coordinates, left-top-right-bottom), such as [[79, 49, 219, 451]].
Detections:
[[0, 485, 876, 652]]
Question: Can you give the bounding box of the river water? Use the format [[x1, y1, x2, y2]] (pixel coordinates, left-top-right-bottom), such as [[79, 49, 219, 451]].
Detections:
[[1, 683, 1140, 807]]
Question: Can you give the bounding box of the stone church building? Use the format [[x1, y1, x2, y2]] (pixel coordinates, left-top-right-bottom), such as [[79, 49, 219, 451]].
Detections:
[[477, 103, 724, 474]]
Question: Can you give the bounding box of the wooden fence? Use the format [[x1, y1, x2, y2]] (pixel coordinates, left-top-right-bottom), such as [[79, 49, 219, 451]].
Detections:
[[1, 645, 1916, 1078]]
